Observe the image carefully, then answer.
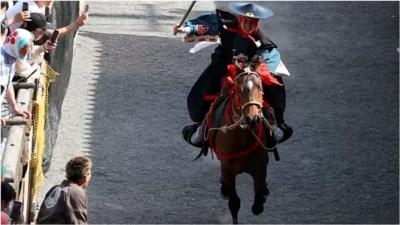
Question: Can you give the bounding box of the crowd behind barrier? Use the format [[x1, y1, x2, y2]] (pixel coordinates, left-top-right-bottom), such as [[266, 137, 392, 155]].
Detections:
[[1, 1, 88, 224]]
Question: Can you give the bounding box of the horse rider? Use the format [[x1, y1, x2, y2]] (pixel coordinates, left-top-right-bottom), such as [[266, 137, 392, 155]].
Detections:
[[177, 2, 293, 148]]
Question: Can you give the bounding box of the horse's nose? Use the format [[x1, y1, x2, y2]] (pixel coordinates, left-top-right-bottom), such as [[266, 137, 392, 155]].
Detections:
[[246, 115, 252, 124], [246, 116, 259, 129]]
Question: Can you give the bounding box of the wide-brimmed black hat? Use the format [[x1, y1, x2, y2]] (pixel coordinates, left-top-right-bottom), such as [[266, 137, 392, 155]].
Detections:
[[25, 13, 53, 31], [228, 2, 273, 19]]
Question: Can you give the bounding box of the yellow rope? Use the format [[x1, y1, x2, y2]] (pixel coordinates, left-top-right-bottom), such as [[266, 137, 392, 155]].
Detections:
[[31, 62, 59, 196]]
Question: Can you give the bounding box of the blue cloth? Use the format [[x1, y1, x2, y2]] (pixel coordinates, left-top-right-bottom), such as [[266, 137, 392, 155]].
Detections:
[[257, 48, 281, 73], [184, 14, 219, 35]]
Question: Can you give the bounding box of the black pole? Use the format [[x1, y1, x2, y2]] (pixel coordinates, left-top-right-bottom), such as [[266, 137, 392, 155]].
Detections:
[[174, 1, 196, 35]]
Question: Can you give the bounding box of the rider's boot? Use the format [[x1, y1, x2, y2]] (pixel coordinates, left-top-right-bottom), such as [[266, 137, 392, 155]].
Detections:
[[278, 122, 293, 143], [263, 107, 293, 143], [263, 107, 284, 142], [182, 123, 204, 148]]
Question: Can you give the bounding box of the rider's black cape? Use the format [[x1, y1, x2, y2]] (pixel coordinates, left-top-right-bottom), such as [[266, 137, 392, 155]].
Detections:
[[187, 10, 286, 124]]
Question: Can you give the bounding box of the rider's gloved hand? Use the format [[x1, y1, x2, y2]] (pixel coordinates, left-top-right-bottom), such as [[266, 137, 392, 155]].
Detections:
[[173, 25, 190, 34]]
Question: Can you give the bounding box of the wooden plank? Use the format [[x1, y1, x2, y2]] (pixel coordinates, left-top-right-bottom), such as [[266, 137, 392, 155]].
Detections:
[[2, 87, 33, 188], [22, 128, 33, 224], [4, 118, 29, 126], [13, 82, 36, 90], [19, 177, 26, 223], [2, 126, 25, 184]]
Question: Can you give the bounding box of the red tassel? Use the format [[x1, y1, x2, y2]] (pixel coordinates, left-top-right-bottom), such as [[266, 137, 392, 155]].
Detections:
[[257, 63, 282, 86], [227, 64, 237, 77], [263, 101, 271, 109], [225, 76, 235, 87]]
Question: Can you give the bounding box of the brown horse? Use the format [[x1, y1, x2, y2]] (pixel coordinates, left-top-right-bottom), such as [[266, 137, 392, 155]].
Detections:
[[205, 64, 274, 224]]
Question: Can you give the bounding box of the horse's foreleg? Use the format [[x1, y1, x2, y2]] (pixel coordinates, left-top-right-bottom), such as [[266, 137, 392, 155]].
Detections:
[[263, 155, 270, 196], [222, 168, 240, 224], [227, 177, 240, 224], [252, 177, 266, 215], [251, 155, 268, 215], [220, 176, 229, 199]]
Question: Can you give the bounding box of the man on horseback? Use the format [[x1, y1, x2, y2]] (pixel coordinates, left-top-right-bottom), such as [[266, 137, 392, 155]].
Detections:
[[177, 2, 293, 148]]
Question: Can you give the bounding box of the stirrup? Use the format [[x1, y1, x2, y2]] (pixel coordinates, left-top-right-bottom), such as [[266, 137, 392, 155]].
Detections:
[[278, 123, 293, 143], [182, 124, 203, 148]]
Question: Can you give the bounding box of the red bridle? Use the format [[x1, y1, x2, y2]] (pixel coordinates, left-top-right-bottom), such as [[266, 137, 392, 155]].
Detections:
[[224, 65, 265, 118]]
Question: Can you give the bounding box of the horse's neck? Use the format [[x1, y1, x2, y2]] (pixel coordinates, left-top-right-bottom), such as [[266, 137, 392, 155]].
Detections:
[[211, 91, 261, 152]]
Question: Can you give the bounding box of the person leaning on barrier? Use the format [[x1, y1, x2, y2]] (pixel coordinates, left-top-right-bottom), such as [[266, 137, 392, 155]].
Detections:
[[25, 13, 56, 54], [36, 156, 92, 224], [0, 28, 33, 126], [13, 12, 56, 81], [6, 0, 89, 39]]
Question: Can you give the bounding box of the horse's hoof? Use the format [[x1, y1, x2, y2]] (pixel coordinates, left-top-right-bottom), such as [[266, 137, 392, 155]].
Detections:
[[252, 204, 264, 215], [252, 196, 265, 215], [232, 218, 238, 224], [220, 192, 229, 200], [220, 186, 229, 200]]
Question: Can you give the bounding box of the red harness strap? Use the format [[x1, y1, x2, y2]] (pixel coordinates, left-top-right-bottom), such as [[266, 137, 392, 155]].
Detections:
[[211, 123, 264, 160], [207, 89, 265, 160], [204, 95, 217, 101], [206, 94, 222, 146]]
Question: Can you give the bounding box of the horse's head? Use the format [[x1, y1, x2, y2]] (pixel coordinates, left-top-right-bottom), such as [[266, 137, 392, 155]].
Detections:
[[230, 55, 264, 128], [235, 69, 263, 127]]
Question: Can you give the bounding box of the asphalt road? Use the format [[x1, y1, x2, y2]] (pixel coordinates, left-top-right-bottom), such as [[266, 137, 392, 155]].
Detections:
[[42, 1, 398, 224]]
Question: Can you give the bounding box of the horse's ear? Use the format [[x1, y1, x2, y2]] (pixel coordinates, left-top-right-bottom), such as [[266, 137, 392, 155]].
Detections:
[[227, 64, 237, 78]]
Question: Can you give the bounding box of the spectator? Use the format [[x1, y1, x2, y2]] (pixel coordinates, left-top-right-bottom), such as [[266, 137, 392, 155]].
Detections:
[[37, 156, 92, 224], [6, 0, 89, 38], [5, 0, 51, 32], [14, 12, 56, 80], [1, 1, 31, 43], [1, 181, 16, 225], [25, 13, 56, 54], [0, 28, 33, 125]]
